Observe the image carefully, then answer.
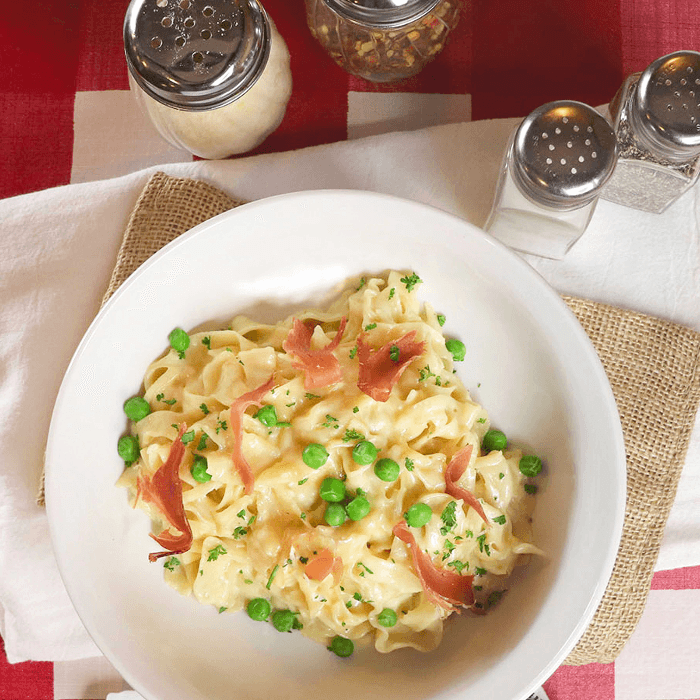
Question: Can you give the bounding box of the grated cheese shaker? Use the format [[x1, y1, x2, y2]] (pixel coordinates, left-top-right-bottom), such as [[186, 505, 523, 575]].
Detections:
[[124, 0, 292, 159], [485, 101, 617, 260], [600, 50, 700, 214]]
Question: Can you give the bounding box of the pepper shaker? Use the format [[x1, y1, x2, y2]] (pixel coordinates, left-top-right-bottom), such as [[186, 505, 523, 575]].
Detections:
[[304, 0, 460, 83], [124, 0, 292, 159], [600, 50, 700, 213], [485, 101, 617, 260]]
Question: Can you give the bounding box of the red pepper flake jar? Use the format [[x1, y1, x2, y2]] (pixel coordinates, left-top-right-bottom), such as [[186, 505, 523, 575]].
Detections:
[[304, 0, 460, 82]]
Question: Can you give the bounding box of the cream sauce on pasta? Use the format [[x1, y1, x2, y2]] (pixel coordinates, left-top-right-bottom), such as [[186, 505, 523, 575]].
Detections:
[[118, 271, 541, 653]]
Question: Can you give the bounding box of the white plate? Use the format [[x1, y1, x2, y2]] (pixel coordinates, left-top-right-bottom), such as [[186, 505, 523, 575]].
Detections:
[[46, 190, 625, 700]]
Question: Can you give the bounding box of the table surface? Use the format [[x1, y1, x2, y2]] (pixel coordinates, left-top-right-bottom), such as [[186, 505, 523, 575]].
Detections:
[[2, 1, 700, 699]]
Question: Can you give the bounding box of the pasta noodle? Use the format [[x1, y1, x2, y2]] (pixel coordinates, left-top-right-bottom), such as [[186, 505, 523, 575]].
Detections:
[[117, 271, 542, 654]]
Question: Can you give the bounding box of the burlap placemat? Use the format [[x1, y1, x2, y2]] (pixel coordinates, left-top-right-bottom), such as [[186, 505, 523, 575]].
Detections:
[[40, 172, 700, 666]]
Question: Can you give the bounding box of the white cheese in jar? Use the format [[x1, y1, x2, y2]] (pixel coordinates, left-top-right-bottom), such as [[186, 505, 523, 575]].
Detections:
[[125, 0, 292, 159]]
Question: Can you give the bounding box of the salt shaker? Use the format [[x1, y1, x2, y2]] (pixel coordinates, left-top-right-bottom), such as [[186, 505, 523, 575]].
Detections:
[[600, 50, 700, 213], [304, 0, 460, 82], [124, 0, 292, 159], [485, 101, 617, 260]]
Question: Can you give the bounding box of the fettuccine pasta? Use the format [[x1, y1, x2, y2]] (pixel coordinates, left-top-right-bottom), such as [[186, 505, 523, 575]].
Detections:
[[117, 271, 542, 654]]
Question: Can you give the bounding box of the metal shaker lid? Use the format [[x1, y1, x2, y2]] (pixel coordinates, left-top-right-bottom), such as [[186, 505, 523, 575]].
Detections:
[[632, 50, 700, 158], [323, 0, 441, 28], [511, 101, 618, 210], [124, 0, 270, 111]]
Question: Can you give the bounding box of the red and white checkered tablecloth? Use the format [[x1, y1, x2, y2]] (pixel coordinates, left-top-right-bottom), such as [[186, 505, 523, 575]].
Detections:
[[2, 1, 700, 699]]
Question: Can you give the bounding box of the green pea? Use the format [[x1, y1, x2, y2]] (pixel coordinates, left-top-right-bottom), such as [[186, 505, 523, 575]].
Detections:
[[168, 327, 190, 353], [374, 458, 400, 482], [352, 440, 377, 465], [346, 495, 371, 521], [328, 636, 354, 658], [324, 503, 347, 527], [272, 609, 296, 633], [123, 396, 151, 422], [246, 598, 271, 621], [404, 502, 432, 528], [255, 404, 278, 427], [319, 477, 346, 502], [482, 429, 507, 452], [519, 454, 543, 477], [302, 443, 329, 469], [377, 608, 398, 627], [117, 435, 139, 462], [191, 455, 212, 483], [445, 338, 466, 361]]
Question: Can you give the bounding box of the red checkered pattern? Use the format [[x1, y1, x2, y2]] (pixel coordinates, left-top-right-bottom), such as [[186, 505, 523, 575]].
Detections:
[[2, 1, 700, 698]]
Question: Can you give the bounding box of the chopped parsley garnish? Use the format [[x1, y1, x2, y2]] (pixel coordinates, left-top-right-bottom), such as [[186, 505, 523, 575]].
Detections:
[[476, 533, 487, 552], [437, 313, 446, 326], [181, 430, 195, 445], [218, 606, 227, 613], [298, 477, 308, 485], [418, 365, 436, 382], [357, 562, 374, 575], [475, 566, 487, 576], [388, 287, 396, 299], [477, 417, 486, 423], [447, 560, 467, 573], [352, 406, 359, 413], [404, 458, 415, 472], [215, 419, 228, 434], [163, 556, 180, 571], [499, 472, 505, 479], [439, 501, 457, 535], [237, 509, 246, 518], [202, 336, 211, 349], [524, 483, 538, 495], [400, 272, 422, 292], [364, 323, 377, 331], [493, 514, 507, 525], [487, 591, 504, 607], [200, 403, 210, 415], [305, 392, 321, 400], [266, 565, 279, 590], [322, 414, 339, 429], [207, 544, 227, 561], [196, 432, 209, 450], [343, 428, 364, 442], [299, 556, 309, 564], [357, 277, 366, 291], [349, 346, 357, 359], [156, 393, 177, 405], [389, 344, 400, 362], [233, 526, 248, 539], [441, 540, 456, 560]]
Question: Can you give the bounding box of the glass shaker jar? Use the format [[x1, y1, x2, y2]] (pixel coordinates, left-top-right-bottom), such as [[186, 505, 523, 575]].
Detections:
[[485, 101, 617, 260], [304, 0, 460, 82], [124, 0, 292, 159], [600, 50, 700, 213]]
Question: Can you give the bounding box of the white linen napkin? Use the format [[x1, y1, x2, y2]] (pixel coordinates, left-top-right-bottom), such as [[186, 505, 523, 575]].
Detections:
[[1, 119, 699, 663]]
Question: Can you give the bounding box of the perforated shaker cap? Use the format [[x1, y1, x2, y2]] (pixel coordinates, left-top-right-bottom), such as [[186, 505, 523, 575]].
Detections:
[[632, 50, 700, 159], [323, 0, 441, 28], [124, 0, 270, 111], [511, 101, 618, 210]]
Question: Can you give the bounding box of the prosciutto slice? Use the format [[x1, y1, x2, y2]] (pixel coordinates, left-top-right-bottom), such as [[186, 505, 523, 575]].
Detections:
[[282, 317, 347, 389], [393, 521, 474, 610], [304, 548, 343, 582], [136, 424, 193, 562], [357, 331, 425, 402], [444, 445, 489, 525], [230, 376, 275, 494]]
